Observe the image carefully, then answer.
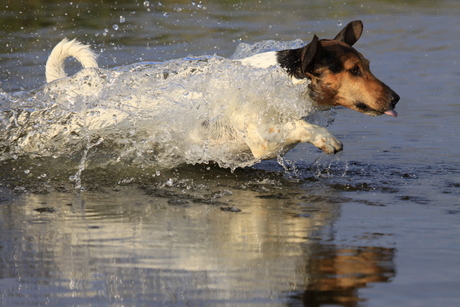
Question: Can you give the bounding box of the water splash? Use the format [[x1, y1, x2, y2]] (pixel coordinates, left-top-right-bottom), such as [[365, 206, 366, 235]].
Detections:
[[69, 137, 104, 190], [277, 155, 299, 178], [311, 153, 348, 179], [0, 40, 336, 178]]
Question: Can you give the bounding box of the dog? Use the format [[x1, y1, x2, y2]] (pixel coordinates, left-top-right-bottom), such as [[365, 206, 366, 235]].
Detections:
[[45, 21, 399, 162]]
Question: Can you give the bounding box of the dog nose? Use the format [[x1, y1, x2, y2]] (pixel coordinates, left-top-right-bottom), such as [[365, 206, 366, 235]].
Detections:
[[390, 91, 400, 107]]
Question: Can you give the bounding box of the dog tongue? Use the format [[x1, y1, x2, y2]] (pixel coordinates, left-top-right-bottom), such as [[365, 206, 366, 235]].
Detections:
[[384, 110, 398, 117]]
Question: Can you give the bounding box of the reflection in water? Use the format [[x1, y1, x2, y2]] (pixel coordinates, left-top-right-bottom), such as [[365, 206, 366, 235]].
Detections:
[[0, 169, 396, 305], [290, 246, 395, 306]]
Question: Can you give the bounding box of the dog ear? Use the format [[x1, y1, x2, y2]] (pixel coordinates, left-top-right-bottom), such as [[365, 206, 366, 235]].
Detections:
[[301, 35, 322, 76], [333, 20, 363, 46]]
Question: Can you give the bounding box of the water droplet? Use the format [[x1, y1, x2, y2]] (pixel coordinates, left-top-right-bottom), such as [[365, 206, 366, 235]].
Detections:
[[163, 12, 169, 17], [337, 21, 343, 27], [24, 169, 30, 174], [143, 1, 150, 7], [113, 24, 119, 30], [119, 15, 125, 23]]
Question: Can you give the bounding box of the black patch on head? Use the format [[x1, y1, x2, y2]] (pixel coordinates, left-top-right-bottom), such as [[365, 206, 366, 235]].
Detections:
[[328, 61, 344, 74], [277, 49, 305, 79], [277, 42, 359, 79], [319, 44, 360, 74]]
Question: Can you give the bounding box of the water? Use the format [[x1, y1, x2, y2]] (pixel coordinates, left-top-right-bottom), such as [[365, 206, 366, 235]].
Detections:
[[1, 0, 460, 306]]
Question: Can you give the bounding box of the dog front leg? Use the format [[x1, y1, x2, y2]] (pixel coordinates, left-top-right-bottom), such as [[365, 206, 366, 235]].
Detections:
[[286, 120, 343, 154], [244, 120, 342, 160]]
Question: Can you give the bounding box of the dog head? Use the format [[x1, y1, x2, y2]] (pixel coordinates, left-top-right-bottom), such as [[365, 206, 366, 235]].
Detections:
[[278, 21, 399, 117]]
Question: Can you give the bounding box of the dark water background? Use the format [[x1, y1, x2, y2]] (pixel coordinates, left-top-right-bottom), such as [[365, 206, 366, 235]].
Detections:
[[1, 0, 460, 306]]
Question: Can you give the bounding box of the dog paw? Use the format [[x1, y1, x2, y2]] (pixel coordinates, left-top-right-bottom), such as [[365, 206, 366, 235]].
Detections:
[[287, 121, 343, 154], [312, 133, 343, 154], [319, 137, 343, 154]]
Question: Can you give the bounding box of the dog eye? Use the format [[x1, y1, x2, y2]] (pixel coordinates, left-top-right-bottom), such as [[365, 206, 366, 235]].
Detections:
[[349, 66, 361, 76]]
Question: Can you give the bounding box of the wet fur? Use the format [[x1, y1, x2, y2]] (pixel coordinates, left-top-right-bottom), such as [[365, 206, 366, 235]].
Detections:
[[45, 21, 399, 161]]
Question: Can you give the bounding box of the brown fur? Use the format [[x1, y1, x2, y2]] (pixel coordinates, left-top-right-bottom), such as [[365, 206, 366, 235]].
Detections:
[[282, 21, 399, 117], [308, 40, 399, 116]]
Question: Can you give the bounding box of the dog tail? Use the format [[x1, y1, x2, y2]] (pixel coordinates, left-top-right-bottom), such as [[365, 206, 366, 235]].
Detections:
[[45, 38, 98, 83]]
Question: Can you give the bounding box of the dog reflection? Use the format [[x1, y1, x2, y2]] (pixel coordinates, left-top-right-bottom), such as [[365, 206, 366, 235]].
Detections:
[[290, 245, 395, 306]]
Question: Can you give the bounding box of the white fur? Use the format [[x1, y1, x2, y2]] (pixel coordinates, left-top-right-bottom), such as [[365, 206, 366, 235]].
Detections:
[[237, 51, 278, 68], [239, 120, 342, 160], [45, 38, 98, 83], [237, 51, 307, 85]]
